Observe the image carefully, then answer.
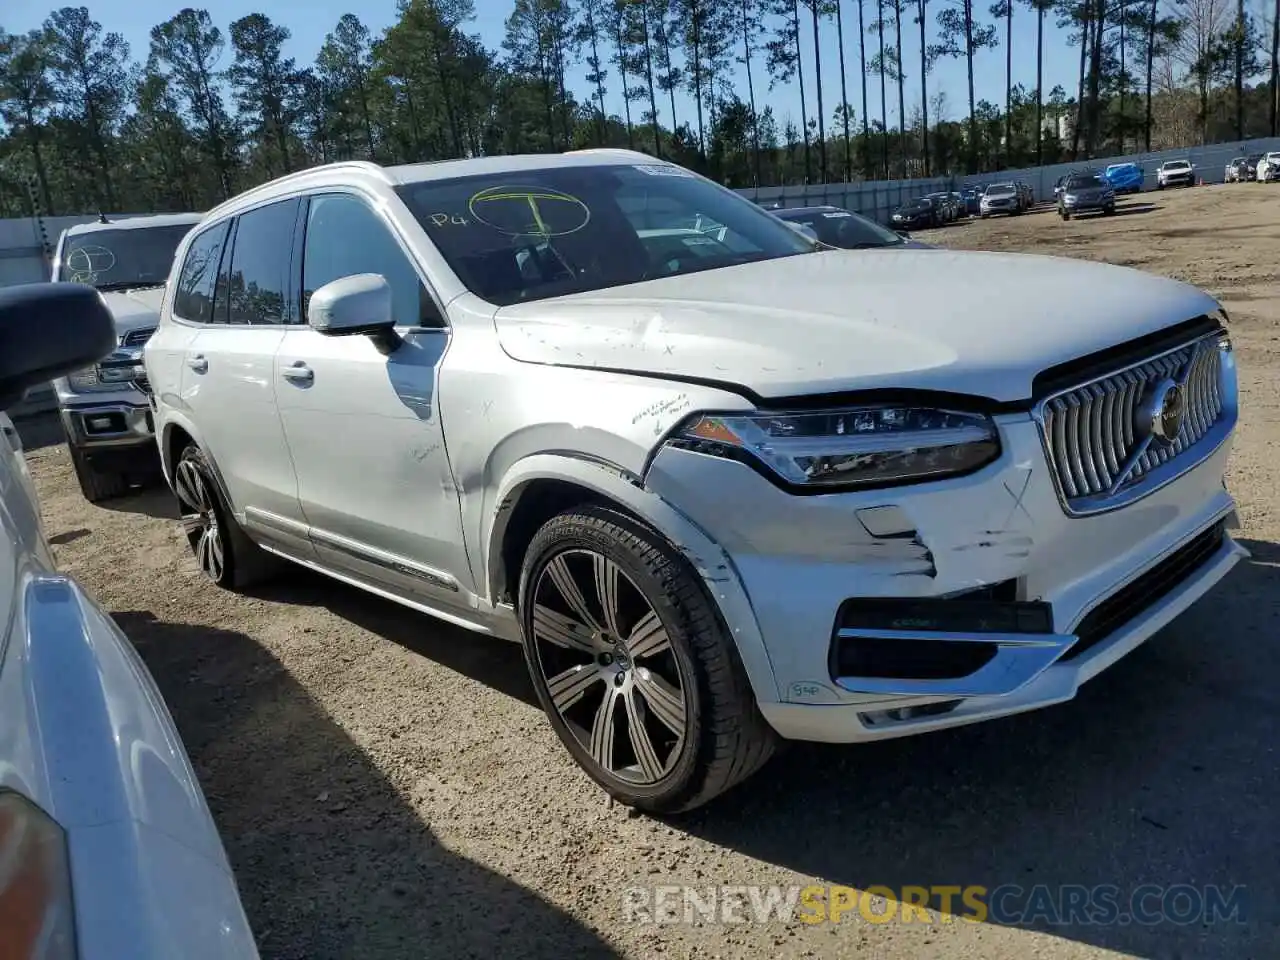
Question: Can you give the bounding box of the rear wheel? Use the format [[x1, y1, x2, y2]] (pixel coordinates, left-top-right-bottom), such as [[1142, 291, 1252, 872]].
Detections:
[[1102, 204, 1116, 216], [519, 506, 776, 813], [173, 444, 276, 589]]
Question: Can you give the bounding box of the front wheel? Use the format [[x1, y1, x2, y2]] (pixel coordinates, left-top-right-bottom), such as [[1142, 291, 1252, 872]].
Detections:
[[518, 506, 776, 813], [1060, 209, 1070, 221], [1103, 204, 1116, 216]]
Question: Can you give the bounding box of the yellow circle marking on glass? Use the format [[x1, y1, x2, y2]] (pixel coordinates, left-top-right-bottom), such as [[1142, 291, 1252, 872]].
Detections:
[[468, 186, 591, 238]]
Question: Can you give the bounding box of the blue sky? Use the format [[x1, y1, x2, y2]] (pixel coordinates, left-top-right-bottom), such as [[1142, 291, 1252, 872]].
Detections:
[[8, 0, 1082, 132]]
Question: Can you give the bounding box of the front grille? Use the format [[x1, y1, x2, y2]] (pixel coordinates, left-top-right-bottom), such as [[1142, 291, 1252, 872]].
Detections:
[[119, 326, 155, 394], [1038, 332, 1227, 513], [1063, 521, 1225, 661], [120, 326, 155, 347]]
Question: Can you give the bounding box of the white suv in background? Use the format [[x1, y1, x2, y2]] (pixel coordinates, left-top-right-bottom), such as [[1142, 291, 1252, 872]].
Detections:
[[1255, 151, 1280, 182], [145, 151, 1243, 812], [51, 213, 202, 501]]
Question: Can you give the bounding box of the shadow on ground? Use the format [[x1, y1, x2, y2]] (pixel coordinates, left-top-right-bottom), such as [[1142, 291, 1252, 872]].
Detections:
[[670, 538, 1278, 959], [10, 411, 65, 451], [116, 610, 613, 960]]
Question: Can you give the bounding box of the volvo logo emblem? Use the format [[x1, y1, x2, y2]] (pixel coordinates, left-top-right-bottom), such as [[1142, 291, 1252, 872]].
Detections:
[[1139, 379, 1185, 443]]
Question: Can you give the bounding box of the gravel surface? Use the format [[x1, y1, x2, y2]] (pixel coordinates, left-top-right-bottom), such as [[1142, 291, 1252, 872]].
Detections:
[[19, 183, 1279, 959]]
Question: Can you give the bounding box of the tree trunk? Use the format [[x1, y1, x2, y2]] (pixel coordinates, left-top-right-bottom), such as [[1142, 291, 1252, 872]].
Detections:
[[1036, 0, 1045, 163], [689, 1, 705, 156], [1235, 0, 1245, 138], [1073, 11, 1088, 159], [793, 0, 812, 181], [1145, 0, 1157, 149], [1271, 0, 1280, 136], [743, 0, 764, 184], [1086, 0, 1105, 153], [357, 78, 376, 160], [1118, 9, 1126, 152], [893, 0, 906, 174], [638, 4, 663, 156], [588, 11, 608, 144], [22, 107, 55, 215], [858, 0, 872, 177], [964, 0, 978, 172], [836, 0, 854, 179], [614, 17, 635, 148], [919, 0, 930, 175], [660, 22, 679, 135], [878, 1, 889, 178], [1004, 0, 1013, 165], [812, 3, 828, 181]]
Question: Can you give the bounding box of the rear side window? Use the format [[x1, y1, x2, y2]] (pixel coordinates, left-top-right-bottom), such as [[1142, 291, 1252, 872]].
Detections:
[[225, 198, 300, 325], [302, 193, 439, 327], [172, 221, 230, 323]]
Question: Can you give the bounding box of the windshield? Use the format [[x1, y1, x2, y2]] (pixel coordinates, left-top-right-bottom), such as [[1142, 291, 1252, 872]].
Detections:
[[987, 184, 1015, 196], [394, 164, 814, 306], [1164, 161, 1190, 170], [780, 209, 902, 248], [1065, 175, 1104, 189], [56, 224, 193, 288]]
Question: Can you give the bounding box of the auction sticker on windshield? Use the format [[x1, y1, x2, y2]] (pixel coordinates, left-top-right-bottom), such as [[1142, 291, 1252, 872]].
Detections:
[[634, 164, 696, 178]]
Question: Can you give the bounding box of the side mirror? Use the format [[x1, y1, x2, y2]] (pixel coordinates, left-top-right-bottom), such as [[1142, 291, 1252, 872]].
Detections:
[[895, 229, 911, 240], [0, 283, 115, 410], [307, 273, 402, 355]]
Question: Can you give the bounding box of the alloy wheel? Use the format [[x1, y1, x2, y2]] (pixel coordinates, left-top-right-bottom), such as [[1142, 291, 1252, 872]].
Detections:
[[175, 458, 225, 581], [530, 549, 688, 785]]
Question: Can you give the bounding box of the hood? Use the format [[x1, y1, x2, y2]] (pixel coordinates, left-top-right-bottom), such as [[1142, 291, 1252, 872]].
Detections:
[[98, 287, 165, 339], [493, 249, 1221, 404]]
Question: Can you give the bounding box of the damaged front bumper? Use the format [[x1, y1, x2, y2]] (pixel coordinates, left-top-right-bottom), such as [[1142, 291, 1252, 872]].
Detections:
[[644, 412, 1242, 743]]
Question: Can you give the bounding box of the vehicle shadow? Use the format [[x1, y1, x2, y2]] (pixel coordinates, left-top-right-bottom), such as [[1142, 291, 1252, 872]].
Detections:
[[113, 609, 615, 960], [670, 538, 1277, 958], [1112, 202, 1159, 217], [96, 484, 178, 520], [244, 567, 540, 709], [9, 411, 65, 451]]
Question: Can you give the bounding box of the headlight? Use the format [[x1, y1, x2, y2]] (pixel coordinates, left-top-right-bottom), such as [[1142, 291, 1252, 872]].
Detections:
[[66, 348, 143, 393], [669, 407, 1001, 490], [0, 791, 77, 959]]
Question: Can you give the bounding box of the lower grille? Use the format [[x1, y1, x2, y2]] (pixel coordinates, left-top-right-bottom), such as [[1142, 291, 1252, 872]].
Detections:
[[1038, 332, 1228, 514], [1063, 521, 1226, 661]]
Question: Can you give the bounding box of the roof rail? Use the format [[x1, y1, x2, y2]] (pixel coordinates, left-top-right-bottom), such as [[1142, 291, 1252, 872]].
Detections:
[[203, 160, 391, 220]]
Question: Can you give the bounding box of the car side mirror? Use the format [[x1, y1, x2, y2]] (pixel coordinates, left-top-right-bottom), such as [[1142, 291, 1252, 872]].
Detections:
[[895, 229, 911, 240], [0, 283, 116, 410], [307, 273, 402, 356]]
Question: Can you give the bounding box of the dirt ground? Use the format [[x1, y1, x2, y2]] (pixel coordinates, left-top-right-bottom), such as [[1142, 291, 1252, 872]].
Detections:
[[19, 183, 1279, 959]]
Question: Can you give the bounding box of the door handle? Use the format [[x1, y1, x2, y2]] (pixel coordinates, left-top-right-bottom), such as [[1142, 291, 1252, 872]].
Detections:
[[281, 361, 314, 384], [186, 354, 208, 373]]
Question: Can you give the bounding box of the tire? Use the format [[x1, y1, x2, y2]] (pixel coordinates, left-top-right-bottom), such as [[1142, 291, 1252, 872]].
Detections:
[[68, 443, 130, 503], [518, 506, 776, 814], [1103, 204, 1115, 216], [1060, 209, 1070, 221], [172, 444, 277, 589]]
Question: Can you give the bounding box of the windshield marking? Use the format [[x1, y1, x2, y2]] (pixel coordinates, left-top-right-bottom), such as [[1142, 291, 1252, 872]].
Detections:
[[467, 186, 592, 238]]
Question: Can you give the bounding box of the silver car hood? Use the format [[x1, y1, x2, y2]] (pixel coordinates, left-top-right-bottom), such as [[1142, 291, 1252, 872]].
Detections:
[[100, 287, 165, 339], [493, 250, 1220, 403]]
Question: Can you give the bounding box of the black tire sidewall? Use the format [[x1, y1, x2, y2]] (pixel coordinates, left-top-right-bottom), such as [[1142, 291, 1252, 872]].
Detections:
[[177, 444, 237, 587], [517, 508, 710, 809]]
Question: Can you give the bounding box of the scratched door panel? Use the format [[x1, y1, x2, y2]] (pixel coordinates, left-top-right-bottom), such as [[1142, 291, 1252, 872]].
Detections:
[[274, 325, 473, 600]]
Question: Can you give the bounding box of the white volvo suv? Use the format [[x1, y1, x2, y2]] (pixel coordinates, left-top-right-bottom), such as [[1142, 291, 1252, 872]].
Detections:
[[144, 151, 1243, 813]]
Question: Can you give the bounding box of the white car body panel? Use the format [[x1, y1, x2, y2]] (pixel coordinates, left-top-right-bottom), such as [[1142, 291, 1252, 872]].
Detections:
[[0, 412, 257, 957], [494, 249, 1220, 402]]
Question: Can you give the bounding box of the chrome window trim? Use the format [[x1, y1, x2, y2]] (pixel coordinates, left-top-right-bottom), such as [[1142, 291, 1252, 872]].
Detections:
[[1032, 329, 1237, 517]]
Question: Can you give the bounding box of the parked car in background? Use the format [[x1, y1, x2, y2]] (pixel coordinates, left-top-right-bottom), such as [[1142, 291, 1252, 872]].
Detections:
[[960, 187, 983, 215], [0, 282, 259, 959], [1016, 180, 1035, 209], [1057, 171, 1117, 220], [1156, 159, 1196, 188], [774, 205, 933, 249], [145, 149, 1244, 814], [1255, 152, 1280, 182], [1104, 162, 1145, 193], [50, 213, 203, 502], [891, 197, 941, 229], [948, 191, 968, 217], [924, 191, 959, 222], [1224, 157, 1253, 182], [979, 182, 1021, 216]]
